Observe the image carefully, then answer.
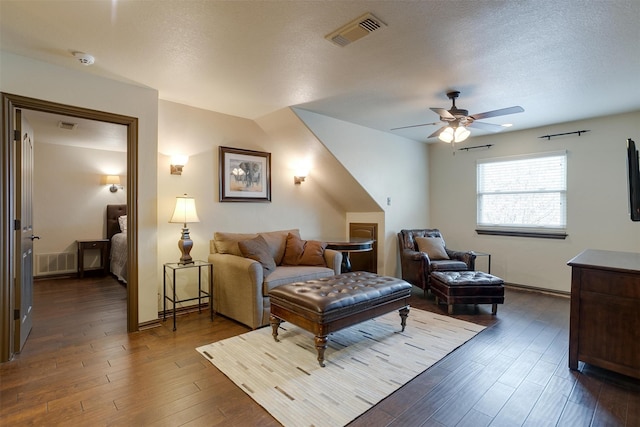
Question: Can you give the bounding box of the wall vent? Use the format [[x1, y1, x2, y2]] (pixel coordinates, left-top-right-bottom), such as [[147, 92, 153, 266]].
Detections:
[[58, 121, 78, 131], [325, 13, 386, 47], [35, 252, 77, 276]]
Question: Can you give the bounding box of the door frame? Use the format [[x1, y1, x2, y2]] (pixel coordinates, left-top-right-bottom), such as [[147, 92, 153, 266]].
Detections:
[[1, 93, 139, 362]]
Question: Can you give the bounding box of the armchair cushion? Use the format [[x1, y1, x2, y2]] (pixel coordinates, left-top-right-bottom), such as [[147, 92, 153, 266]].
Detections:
[[416, 236, 450, 260], [238, 235, 277, 277], [281, 233, 327, 267]]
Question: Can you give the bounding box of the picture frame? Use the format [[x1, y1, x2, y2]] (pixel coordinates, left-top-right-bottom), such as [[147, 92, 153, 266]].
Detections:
[[219, 146, 271, 202]]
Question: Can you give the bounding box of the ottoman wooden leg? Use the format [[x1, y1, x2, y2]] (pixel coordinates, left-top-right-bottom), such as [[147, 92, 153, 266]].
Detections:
[[492, 303, 498, 315], [315, 335, 328, 367], [270, 315, 282, 342], [399, 306, 410, 332], [448, 304, 454, 315]]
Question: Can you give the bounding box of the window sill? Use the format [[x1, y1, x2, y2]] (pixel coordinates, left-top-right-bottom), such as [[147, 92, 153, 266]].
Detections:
[[475, 229, 568, 239]]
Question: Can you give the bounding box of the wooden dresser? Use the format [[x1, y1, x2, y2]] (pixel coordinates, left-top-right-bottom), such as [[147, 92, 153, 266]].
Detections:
[[567, 249, 640, 379]]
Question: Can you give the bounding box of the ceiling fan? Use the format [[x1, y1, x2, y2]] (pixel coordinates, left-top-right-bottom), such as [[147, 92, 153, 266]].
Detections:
[[391, 91, 524, 143]]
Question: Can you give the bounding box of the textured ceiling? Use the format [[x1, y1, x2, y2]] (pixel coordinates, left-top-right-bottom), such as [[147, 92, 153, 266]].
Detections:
[[1, 0, 639, 145]]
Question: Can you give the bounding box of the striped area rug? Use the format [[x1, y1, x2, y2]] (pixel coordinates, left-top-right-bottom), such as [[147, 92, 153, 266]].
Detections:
[[196, 308, 484, 427]]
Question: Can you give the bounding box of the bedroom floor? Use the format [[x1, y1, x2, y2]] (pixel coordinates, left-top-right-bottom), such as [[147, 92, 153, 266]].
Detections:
[[1, 276, 638, 426]]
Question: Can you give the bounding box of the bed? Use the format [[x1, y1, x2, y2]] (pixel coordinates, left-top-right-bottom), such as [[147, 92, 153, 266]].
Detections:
[[107, 204, 128, 283]]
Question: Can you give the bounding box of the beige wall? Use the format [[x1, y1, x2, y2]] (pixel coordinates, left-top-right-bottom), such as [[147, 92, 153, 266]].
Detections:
[[1, 51, 160, 323], [33, 142, 127, 262], [292, 109, 431, 277], [429, 111, 640, 293], [157, 102, 356, 302]]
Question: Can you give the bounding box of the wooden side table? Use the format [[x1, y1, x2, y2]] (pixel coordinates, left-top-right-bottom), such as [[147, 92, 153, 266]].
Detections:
[[77, 239, 110, 278], [326, 238, 374, 273], [163, 260, 214, 331]]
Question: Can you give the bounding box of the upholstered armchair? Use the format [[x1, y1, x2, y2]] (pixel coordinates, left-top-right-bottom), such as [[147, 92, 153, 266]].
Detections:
[[397, 229, 476, 294]]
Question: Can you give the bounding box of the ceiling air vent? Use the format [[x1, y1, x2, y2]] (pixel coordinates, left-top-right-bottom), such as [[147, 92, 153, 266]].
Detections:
[[58, 121, 78, 131], [325, 13, 386, 47]]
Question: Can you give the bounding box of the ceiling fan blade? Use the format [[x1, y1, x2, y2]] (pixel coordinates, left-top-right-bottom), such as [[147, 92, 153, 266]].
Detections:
[[430, 107, 455, 120], [470, 106, 524, 120], [391, 122, 440, 131], [468, 121, 507, 132], [428, 126, 447, 139]]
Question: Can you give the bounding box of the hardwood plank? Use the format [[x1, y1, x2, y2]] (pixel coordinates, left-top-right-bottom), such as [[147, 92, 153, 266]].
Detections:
[[2, 277, 639, 427]]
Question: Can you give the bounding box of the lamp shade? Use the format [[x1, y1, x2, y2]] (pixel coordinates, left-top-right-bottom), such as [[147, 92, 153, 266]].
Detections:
[[105, 175, 121, 185], [169, 195, 200, 225]]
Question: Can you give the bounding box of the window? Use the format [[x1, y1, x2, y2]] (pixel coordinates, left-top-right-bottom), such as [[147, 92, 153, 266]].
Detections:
[[476, 151, 567, 237]]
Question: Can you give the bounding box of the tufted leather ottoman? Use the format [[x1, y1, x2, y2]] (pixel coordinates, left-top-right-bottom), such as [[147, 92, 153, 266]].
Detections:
[[430, 271, 505, 315], [268, 271, 412, 367]]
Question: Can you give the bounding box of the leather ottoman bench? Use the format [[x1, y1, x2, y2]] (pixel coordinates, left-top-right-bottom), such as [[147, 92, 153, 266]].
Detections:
[[430, 271, 505, 315], [268, 271, 412, 367]]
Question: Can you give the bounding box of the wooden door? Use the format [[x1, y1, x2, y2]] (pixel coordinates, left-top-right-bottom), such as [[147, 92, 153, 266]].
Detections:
[[14, 109, 36, 351], [348, 223, 377, 273]]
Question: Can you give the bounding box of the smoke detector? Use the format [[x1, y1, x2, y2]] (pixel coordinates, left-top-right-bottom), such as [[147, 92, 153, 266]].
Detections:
[[73, 51, 95, 66], [325, 13, 386, 47]]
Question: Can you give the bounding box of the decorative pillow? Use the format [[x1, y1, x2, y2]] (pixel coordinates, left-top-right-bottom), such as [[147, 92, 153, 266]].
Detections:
[[281, 233, 327, 267], [415, 236, 449, 260], [214, 232, 258, 256], [238, 235, 277, 277], [258, 229, 300, 265], [118, 215, 127, 233]]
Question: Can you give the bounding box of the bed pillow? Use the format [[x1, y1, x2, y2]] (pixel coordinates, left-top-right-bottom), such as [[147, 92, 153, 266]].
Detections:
[[281, 233, 327, 267], [415, 236, 449, 260], [238, 235, 277, 277], [118, 215, 127, 233]]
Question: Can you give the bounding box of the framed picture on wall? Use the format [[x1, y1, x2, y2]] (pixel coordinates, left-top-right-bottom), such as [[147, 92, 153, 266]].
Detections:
[[219, 146, 271, 202]]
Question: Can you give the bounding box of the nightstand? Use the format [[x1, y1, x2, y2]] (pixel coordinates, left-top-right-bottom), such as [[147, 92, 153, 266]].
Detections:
[[163, 260, 214, 331], [77, 239, 110, 278]]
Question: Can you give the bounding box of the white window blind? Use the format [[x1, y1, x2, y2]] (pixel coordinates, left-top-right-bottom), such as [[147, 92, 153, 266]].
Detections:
[[477, 151, 567, 230]]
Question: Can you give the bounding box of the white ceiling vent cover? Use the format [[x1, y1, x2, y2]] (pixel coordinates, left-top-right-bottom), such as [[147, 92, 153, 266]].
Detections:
[[325, 13, 386, 47], [58, 121, 78, 131]]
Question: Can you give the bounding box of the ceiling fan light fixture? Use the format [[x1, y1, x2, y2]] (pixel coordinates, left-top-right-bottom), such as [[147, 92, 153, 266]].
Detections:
[[455, 126, 470, 142], [439, 127, 454, 143], [439, 125, 470, 143]]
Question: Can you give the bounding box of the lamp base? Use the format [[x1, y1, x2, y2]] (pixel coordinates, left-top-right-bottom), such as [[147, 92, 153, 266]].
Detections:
[[178, 227, 194, 264]]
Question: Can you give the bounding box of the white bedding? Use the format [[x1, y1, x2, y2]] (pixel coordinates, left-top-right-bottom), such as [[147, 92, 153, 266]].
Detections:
[[110, 232, 127, 283]]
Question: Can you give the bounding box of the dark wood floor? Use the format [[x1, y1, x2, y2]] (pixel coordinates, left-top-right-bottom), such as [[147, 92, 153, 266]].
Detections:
[[1, 276, 638, 426]]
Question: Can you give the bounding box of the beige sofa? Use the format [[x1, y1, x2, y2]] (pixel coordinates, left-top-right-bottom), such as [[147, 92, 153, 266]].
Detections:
[[208, 229, 342, 329]]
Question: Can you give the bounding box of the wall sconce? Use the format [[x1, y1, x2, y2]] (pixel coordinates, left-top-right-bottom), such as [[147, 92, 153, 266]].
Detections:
[[170, 154, 189, 175], [104, 175, 121, 192], [293, 162, 310, 185]]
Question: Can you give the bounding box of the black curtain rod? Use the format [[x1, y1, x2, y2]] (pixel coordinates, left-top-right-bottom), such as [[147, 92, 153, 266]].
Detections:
[[458, 144, 493, 151], [539, 130, 590, 140]]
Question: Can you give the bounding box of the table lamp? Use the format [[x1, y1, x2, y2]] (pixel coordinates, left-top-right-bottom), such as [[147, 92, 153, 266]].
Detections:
[[169, 194, 200, 264]]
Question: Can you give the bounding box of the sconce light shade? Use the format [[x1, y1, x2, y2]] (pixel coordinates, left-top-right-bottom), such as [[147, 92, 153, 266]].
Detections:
[[293, 162, 310, 185], [105, 175, 121, 192], [169, 194, 200, 264], [170, 154, 189, 175]]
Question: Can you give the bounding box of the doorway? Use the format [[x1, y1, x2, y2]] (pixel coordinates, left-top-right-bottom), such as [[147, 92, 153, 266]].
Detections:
[[1, 93, 139, 362]]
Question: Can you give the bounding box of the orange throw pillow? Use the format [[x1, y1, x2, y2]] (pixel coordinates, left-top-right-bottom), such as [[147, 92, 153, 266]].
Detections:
[[282, 233, 327, 267]]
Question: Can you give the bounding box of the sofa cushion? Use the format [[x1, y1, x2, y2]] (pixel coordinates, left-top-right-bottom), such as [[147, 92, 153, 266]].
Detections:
[[281, 233, 327, 267], [214, 232, 258, 256], [259, 229, 300, 265], [238, 235, 277, 277], [416, 236, 450, 260]]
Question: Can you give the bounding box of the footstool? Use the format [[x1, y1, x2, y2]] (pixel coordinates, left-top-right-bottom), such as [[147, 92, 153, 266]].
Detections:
[[430, 271, 505, 315], [268, 271, 412, 367]]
